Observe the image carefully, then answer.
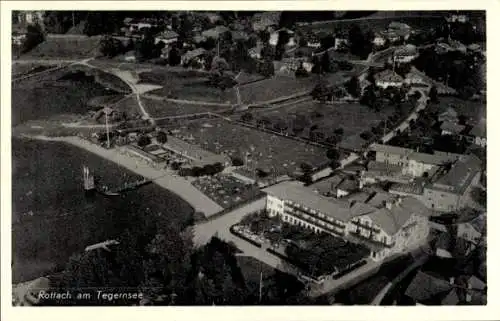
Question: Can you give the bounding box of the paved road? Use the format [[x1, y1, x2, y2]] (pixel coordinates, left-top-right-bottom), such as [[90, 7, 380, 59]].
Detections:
[[193, 197, 266, 246]]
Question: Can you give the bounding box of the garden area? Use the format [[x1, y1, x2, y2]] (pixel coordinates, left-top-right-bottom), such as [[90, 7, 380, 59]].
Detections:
[[170, 118, 330, 179], [192, 174, 263, 209], [138, 70, 237, 104], [237, 98, 403, 151]]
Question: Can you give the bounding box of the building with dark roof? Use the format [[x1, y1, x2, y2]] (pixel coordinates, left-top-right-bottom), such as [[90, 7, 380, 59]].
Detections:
[[422, 154, 482, 212], [405, 271, 486, 305], [263, 181, 430, 262], [374, 70, 404, 88], [469, 118, 486, 148]]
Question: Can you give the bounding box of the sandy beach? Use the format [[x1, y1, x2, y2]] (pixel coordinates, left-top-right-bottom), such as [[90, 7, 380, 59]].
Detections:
[[25, 135, 224, 217]]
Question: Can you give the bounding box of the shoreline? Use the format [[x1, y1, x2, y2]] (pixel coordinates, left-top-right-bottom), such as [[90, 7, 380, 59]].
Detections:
[[20, 134, 224, 217]]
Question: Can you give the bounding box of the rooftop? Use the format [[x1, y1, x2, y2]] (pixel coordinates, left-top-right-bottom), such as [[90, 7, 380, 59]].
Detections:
[[469, 118, 486, 137], [182, 48, 207, 61], [265, 181, 430, 235], [441, 121, 466, 135], [375, 70, 404, 83], [156, 30, 179, 39], [405, 270, 453, 303], [201, 25, 229, 39], [429, 154, 482, 195]]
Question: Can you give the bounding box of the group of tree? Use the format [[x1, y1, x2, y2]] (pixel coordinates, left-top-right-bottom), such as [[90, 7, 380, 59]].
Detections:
[[311, 51, 333, 74], [413, 48, 483, 99], [179, 162, 224, 177], [21, 24, 45, 54], [348, 25, 374, 59], [99, 36, 129, 58]]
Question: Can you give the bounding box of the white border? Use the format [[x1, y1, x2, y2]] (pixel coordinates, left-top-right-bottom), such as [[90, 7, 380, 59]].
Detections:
[[1, 1, 498, 321]]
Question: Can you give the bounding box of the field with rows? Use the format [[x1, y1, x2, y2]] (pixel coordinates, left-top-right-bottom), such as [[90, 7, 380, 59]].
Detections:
[[171, 118, 330, 178], [142, 97, 231, 118], [238, 76, 316, 105]]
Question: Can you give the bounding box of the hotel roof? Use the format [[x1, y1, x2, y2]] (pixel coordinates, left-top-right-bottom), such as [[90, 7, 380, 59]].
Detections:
[[265, 181, 430, 235]]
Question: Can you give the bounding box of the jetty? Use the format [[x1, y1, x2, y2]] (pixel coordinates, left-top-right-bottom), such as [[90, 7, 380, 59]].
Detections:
[[82, 165, 151, 196]]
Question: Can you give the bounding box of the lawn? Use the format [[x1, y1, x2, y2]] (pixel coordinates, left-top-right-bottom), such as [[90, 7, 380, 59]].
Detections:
[[12, 69, 119, 126], [21, 35, 102, 59], [139, 70, 237, 104], [238, 99, 399, 150], [238, 76, 317, 105], [141, 97, 230, 118], [170, 118, 330, 178], [12, 64, 54, 77]]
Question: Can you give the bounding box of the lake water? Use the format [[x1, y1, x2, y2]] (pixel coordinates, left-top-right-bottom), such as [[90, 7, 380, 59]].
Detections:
[[11, 70, 194, 283]]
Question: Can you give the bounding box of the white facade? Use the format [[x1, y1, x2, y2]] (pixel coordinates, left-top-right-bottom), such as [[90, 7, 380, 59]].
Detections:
[[373, 36, 387, 47], [406, 159, 436, 177], [335, 38, 349, 50], [376, 79, 403, 89], [155, 36, 178, 45], [474, 136, 487, 148], [307, 41, 321, 49], [265, 193, 430, 262]]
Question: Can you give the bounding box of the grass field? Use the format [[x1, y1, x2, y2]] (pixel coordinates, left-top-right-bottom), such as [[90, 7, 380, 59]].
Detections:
[[171, 118, 329, 178], [141, 97, 230, 118], [21, 35, 102, 59], [238, 76, 317, 105], [12, 64, 54, 77], [12, 69, 119, 126], [139, 70, 237, 104]]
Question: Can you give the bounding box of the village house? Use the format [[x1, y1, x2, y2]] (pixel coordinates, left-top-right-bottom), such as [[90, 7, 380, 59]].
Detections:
[[404, 69, 430, 87], [388, 21, 412, 40], [181, 48, 207, 67], [440, 121, 466, 136], [127, 19, 158, 33], [393, 44, 419, 64], [369, 143, 462, 178], [380, 30, 400, 43], [405, 271, 486, 305], [438, 107, 459, 123], [201, 25, 230, 40], [248, 44, 263, 59], [274, 58, 313, 75], [334, 37, 349, 50], [154, 30, 179, 45], [447, 14, 469, 23], [469, 118, 486, 148], [422, 154, 482, 212], [252, 11, 281, 32], [263, 181, 431, 262], [374, 70, 404, 88], [372, 33, 387, 47]]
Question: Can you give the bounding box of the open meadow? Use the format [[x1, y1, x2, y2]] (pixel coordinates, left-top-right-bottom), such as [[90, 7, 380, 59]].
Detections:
[[139, 70, 237, 104], [20, 35, 102, 59]]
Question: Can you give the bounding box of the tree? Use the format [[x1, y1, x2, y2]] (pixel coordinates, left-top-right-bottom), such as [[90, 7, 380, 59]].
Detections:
[[22, 24, 45, 54], [157, 131, 168, 144], [334, 127, 344, 136], [320, 34, 336, 50], [326, 149, 340, 161], [259, 59, 275, 78], [295, 64, 309, 78], [241, 112, 253, 122], [360, 84, 376, 108], [137, 134, 152, 147], [231, 157, 244, 167], [99, 36, 124, 58], [311, 81, 330, 101], [346, 76, 361, 98], [300, 162, 313, 173], [168, 46, 182, 66], [429, 85, 439, 103], [259, 30, 271, 44], [321, 51, 331, 73], [135, 31, 158, 61]]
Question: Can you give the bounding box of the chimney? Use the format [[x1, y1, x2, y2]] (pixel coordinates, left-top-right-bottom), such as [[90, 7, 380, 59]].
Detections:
[[358, 179, 364, 189], [450, 277, 455, 285]]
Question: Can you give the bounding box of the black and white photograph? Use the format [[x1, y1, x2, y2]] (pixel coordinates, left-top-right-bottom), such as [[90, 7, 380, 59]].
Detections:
[[6, 7, 488, 310]]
